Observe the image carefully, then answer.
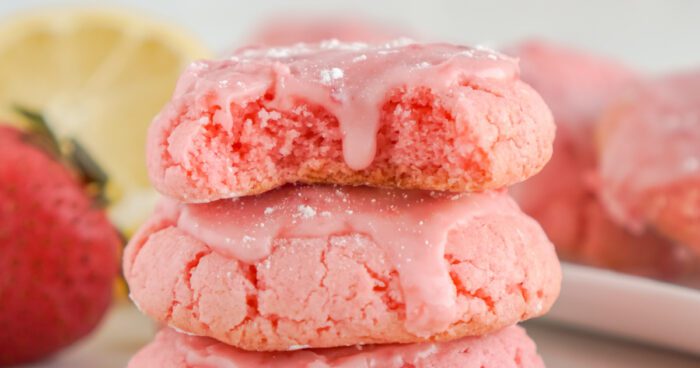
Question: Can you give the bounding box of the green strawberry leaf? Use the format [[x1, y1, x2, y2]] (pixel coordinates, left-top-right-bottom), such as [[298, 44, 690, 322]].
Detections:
[[13, 105, 110, 207]]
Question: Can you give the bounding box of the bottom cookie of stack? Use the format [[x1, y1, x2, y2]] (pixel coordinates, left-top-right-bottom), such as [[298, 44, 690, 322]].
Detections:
[[129, 325, 544, 368]]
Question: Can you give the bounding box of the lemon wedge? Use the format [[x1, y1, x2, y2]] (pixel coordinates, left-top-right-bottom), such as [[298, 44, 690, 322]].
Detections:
[[0, 9, 210, 231]]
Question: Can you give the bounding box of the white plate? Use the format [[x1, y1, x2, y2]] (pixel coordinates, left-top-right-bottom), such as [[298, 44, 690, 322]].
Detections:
[[543, 262, 700, 356]]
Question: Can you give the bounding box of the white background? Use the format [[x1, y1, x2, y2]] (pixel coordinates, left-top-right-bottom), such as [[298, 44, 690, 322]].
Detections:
[[1, 0, 700, 73], [3, 1, 700, 367]]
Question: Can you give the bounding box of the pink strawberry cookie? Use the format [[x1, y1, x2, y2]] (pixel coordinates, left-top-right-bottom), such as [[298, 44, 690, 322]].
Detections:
[[124, 186, 560, 351], [507, 41, 693, 278], [598, 70, 700, 255], [128, 326, 544, 368], [147, 40, 554, 202]]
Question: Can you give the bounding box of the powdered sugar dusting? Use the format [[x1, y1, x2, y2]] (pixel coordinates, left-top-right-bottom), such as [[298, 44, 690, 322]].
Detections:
[[319, 67, 345, 85], [296, 204, 317, 218], [352, 54, 368, 62]]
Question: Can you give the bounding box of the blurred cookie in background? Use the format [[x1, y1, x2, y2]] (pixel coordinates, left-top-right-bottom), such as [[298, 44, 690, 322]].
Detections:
[[506, 40, 697, 279], [597, 69, 700, 257]]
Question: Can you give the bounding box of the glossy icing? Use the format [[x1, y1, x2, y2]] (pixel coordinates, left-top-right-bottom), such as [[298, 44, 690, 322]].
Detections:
[[172, 39, 517, 170], [176, 185, 517, 337]]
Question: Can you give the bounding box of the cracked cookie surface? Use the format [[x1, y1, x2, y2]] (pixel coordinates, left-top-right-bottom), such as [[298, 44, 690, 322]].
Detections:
[[124, 187, 560, 351]]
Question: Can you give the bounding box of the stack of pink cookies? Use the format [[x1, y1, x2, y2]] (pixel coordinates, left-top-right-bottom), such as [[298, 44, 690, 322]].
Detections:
[[124, 40, 561, 367]]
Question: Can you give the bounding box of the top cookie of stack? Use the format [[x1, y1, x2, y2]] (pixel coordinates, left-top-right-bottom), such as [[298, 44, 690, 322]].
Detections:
[[147, 39, 555, 202]]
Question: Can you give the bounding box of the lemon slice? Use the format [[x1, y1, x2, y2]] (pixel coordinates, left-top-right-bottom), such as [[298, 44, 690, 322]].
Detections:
[[0, 9, 210, 231]]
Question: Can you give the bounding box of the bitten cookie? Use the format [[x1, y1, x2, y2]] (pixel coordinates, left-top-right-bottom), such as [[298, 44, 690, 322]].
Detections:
[[124, 185, 560, 351], [128, 326, 544, 368], [507, 41, 694, 277], [598, 70, 700, 255], [147, 40, 554, 202]]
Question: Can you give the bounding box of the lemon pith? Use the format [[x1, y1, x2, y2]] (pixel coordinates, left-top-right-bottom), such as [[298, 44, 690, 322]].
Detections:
[[0, 8, 210, 230]]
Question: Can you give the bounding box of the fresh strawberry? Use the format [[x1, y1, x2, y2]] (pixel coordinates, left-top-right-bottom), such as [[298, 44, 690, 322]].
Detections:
[[0, 124, 120, 365]]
